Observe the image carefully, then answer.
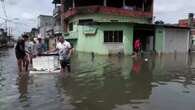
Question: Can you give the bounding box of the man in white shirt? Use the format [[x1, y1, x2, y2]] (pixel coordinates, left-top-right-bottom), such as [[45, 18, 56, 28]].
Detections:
[[50, 36, 72, 73]]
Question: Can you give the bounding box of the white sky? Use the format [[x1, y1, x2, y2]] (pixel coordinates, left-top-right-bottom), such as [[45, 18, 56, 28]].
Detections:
[[0, 0, 194, 36]]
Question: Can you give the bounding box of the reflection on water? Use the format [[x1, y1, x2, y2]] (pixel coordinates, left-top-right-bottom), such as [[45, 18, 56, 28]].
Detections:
[[0, 49, 195, 110], [17, 74, 30, 108]]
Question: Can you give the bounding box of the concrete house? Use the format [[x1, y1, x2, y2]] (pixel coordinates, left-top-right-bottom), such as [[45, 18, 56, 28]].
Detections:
[[52, 0, 190, 55], [38, 15, 54, 38], [38, 15, 54, 49], [179, 13, 195, 51]]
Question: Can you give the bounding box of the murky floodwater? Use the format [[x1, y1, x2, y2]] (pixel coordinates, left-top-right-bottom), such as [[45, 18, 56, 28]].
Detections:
[[0, 48, 195, 110]]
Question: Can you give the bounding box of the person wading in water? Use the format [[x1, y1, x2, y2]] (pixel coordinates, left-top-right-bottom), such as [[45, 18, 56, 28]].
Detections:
[[49, 36, 72, 73], [15, 35, 30, 73], [134, 38, 141, 56]]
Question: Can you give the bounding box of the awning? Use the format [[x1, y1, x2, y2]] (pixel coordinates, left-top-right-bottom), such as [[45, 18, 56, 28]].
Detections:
[[83, 27, 97, 36]]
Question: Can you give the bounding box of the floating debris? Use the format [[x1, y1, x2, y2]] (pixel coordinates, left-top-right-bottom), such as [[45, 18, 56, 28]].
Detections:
[[74, 100, 83, 104], [97, 100, 104, 103]]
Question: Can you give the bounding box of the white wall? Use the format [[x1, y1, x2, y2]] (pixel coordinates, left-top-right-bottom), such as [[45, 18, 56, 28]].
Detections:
[[38, 15, 54, 38], [39, 26, 53, 38], [164, 28, 189, 53]]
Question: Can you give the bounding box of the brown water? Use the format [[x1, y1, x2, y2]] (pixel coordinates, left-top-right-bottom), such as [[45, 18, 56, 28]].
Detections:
[[0, 48, 195, 110]]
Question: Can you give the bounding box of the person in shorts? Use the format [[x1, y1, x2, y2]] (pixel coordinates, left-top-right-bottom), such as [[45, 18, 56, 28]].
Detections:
[[49, 36, 72, 73], [15, 35, 30, 72]]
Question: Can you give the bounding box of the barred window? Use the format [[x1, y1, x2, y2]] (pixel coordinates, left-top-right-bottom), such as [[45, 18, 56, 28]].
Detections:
[[104, 31, 123, 43]]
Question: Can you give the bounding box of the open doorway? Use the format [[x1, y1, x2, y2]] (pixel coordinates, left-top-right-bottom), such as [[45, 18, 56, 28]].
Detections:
[[133, 26, 155, 53]]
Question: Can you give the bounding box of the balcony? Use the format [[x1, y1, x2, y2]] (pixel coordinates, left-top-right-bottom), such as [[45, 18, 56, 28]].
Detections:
[[63, 6, 153, 19], [53, 6, 61, 17]]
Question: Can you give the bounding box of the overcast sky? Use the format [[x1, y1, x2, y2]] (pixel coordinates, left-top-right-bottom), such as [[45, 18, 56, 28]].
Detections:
[[0, 0, 195, 36]]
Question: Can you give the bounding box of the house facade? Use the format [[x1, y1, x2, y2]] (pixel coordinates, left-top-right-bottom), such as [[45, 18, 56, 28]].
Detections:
[[37, 15, 54, 50], [179, 13, 195, 50], [38, 15, 54, 38], [52, 0, 190, 55]]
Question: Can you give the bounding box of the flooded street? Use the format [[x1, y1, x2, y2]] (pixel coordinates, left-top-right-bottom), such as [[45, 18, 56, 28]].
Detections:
[[0, 48, 195, 110]]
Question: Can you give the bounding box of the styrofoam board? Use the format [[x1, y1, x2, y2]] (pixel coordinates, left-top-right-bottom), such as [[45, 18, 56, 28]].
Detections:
[[29, 70, 61, 75]]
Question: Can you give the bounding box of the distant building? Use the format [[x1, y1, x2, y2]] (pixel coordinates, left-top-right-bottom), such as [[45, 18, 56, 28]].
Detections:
[[179, 13, 195, 50], [38, 15, 54, 39], [179, 19, 195, 27], [52, 0, 62, 36], [24, 28, 39, 40], [52, 0, 190, 55], [31, 28, 39, 38], [0, 28, 8, 47], [37, 15, 54, 50]]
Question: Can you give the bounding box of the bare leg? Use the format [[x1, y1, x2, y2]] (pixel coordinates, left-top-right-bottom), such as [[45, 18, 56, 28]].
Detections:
[[17, 59, 22, 72], [24, 55, 29, 72], [66, 64, 71, 73], [30, 54, 33, 65], [66, 59, 71, 73], [25, 60, 29, 72], [61, 67, 65, 74], [60, 60, 65, 73]]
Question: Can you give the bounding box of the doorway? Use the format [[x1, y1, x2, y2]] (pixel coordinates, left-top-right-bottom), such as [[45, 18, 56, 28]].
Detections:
[[133, 26, 155, 53]]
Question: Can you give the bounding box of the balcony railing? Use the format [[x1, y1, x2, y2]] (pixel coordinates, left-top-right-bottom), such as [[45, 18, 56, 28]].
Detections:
[[64, 5, 153, 19], [64, 31, 78, 40]]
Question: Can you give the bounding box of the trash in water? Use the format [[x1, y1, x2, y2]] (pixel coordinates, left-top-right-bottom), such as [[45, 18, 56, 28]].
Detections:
[[144, 58, 148, 62]]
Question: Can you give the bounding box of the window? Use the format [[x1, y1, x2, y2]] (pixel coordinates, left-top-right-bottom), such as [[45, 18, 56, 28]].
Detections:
[[107, 0, 123, 8], [79, 19, 94, 25], [75, 0, 104, 7], [104, 31, 123, 43], [69, 22, 73, 31]]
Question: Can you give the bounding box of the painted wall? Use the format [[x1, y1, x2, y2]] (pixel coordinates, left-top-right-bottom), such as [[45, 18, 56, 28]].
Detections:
[[64, 13, 152, 55], [75, 23, 133, 55], [155, 27, 165, 53], [38, 15, 54, 38], [164, 28, 189, 53]]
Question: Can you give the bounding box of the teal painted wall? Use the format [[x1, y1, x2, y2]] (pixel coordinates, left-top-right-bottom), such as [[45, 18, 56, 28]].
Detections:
[[64, 13, 147, 55], [75, 24, 133, 55], [77, 25, 107, 54], [123, 25, 134, 55], [155, 27, 165, 53]]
